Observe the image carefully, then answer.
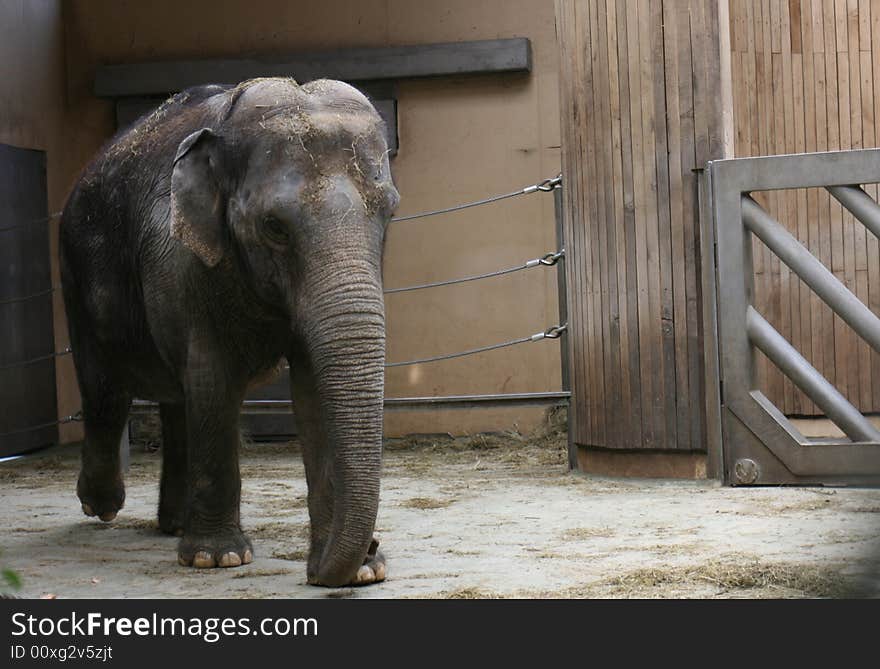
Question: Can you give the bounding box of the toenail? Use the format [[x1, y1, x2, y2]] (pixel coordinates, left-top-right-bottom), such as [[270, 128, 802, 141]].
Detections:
[[219, 552, 242, 568], [193, 551, 216, 568]]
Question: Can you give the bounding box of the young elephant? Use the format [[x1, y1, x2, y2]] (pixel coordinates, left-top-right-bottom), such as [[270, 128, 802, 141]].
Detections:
[[60, 77, 398, 586]]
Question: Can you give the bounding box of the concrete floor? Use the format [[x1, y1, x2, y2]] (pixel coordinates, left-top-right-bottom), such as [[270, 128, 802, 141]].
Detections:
[[2, 427, 879, 599]]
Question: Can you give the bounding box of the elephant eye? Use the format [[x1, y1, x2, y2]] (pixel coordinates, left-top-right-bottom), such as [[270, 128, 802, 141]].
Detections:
[[261, 216, 289, 247]]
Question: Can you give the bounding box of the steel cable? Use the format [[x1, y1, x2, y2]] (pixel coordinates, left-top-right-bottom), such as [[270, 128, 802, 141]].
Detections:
[[385, 323, 567, 368], [0, 348, 72, 372], [0, 285, 60, 306], [390, 174, 561, 222], [0, 412, 83, 439], [384, 250, 563, 294], [0, 179, 568, 439], [0, 211, 63, 234]]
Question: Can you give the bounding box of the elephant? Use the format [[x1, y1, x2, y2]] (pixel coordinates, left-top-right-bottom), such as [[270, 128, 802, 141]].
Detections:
[[59, 77, 399, 587]]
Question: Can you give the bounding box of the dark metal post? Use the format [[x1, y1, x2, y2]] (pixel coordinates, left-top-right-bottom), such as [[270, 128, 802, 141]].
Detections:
[[553, 183, 576, 470]]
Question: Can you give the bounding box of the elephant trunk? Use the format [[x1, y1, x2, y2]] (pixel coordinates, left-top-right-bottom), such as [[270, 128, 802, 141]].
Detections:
[[294, 256, 385, 587]]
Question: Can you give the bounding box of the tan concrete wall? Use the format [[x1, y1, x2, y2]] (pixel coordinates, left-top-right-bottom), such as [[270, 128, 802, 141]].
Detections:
[[59, 0, 562, 439], [0, 0, 85, 443]]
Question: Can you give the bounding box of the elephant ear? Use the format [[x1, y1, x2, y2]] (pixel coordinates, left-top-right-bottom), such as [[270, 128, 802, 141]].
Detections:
[[170, 128, 227, 267]]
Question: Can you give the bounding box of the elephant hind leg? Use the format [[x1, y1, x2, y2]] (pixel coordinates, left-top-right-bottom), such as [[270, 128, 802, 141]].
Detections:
[[158, 403, 187, 536], [75, 358, 131, 523]]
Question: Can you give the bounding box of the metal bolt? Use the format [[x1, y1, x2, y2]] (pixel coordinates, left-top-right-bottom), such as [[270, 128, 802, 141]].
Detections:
[[734, 458, 760, 485]]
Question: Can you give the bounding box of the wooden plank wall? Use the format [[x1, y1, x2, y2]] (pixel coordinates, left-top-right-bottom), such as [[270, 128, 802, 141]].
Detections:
[[730, 0, 880, 415], [555, 0, 726, 450]]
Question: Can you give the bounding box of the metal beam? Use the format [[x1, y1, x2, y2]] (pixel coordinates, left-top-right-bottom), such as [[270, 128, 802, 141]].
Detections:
[[94, 38, 533, 98], [745, 306, 880, 442], [130, 391, 570, 415], [708, 148, 880, 193], [742, 195, 880, 353]]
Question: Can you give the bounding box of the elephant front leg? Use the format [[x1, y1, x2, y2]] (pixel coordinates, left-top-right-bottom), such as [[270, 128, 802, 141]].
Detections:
[[176, 357, 252, 569]]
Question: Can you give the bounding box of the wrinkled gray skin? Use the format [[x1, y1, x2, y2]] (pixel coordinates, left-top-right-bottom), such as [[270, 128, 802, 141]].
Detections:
[[59, 78, 398, 586]]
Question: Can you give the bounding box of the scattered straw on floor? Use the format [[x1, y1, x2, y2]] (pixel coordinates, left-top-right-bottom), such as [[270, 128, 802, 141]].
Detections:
[[270, 549, 308, 562], [399, 497, 456, 510], [563, 558, 852, 599]]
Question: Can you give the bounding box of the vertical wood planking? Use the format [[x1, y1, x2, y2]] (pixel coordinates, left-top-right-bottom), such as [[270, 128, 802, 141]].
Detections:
[[596, 0, 621, 448], [816, 0, 833, 403], [664, 0, 692, 449], [585, 0, 607, 445], [782, 1, 799, 413], [803, 0, 822, 414], [572, 0, 593, 443], [605, 1, 632, 448], [871, 0, 880, 410], [615, 0, 643, 448], [555, 0, 581, 442], [626, 0, 656, 447], [651, 0, 678, 448], [730, 0, 880, 415], [558, 0, 880, 449], [555, 0, 725, 450], [827, 0, 845, 400], [690, 0, 715, 449], [869, 0, 880, 410]]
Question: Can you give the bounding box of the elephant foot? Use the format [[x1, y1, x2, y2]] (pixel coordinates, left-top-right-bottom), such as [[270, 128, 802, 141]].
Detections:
[[353, 539, 386, 586], [77, 470, 125, 522], [177, 527, 253, 569]]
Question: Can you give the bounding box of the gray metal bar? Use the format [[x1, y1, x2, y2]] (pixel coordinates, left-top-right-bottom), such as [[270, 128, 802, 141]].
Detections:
[[699, 167, 725, 481], [364, 392, 570, 411], [709, 148, 880, 193], [745, 306, 880, 442], [827, 185, 880, 240], [130, 392, 571, 415], [742, 195, 880, 353], [95, 38, 532, 97]]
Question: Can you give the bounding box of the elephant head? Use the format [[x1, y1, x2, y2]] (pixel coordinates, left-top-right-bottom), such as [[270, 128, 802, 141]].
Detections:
[[169, 78, 398, 586]]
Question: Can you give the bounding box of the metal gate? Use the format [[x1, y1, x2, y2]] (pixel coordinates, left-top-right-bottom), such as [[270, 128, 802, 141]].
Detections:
[[704, 148, 880, 485], [0, 143, 58, 458]]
